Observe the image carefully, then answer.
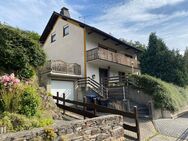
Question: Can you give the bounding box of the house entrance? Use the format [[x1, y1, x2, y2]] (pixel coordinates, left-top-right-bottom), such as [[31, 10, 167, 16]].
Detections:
[[99, 68, 108, 85]]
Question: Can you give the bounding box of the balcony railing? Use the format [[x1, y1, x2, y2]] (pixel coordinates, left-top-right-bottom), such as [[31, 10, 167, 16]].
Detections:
[[87, 47, 140, 68], [41, 60, 81, 75]]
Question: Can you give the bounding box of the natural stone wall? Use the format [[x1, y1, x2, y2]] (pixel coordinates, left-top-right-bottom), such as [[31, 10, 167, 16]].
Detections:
[[0, 115, 124, 141]]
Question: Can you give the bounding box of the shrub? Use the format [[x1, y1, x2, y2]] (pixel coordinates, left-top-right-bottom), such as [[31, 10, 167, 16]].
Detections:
[[0, 86, 22, 113], [0, 112, 53, 132], [0, 23, 46, 79], [130, 74, 188, 112], [38, 118, 53, 127], [0, 115, 13, 131], [18, 66, 35, 79], [19, 85, 41, 117], [3, 112, 32, 131]]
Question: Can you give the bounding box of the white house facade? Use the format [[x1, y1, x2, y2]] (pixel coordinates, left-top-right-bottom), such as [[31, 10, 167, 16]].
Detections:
[[39, 7, 142, 101]]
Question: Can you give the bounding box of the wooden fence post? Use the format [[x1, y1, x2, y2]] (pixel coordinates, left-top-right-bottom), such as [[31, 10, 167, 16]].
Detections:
[[83, 96, 86, 119], [93, 98, 97, 116], [56, 92, 59, 104], [63, 93, 65, 114], [134, 106, 140, 141]]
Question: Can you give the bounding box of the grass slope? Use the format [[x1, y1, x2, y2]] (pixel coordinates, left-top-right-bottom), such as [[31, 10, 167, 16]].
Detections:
[[131, 74, 188, 112]]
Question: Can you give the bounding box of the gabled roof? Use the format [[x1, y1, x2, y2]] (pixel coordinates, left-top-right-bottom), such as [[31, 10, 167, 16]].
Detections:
[[39, 11, 142, 52]]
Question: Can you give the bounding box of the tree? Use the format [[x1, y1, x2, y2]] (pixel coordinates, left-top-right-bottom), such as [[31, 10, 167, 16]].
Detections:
[[0, 24, 46, 79], [184, 47, 188, 69], [140, 33, 188, 87], [119, 38, 146, 51], [119, 38, 146, 61]]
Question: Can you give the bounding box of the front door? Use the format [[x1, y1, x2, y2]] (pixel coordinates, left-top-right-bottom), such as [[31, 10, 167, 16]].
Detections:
[[99, 68, 108, 85]]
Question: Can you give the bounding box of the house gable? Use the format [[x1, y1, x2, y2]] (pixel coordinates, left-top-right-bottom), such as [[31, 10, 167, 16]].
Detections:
[[42, 15, 85, 76]]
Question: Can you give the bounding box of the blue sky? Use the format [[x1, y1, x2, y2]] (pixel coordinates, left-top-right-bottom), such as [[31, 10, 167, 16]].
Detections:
[[0, 0, 188, 52]]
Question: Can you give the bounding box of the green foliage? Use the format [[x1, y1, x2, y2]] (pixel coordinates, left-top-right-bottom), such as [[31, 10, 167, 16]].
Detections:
[[119, 38, 146, 61], [19, 85, 41, 117], [140, 33, 188, 87], [0, 23, 46, 79], [18, 66, 35, 79], [119, 38, 146, 51], [39, 118, 53, 127], [0, 82, 41, 116], [0, 112, 53, 132], [0, 115, 13, 131], [0, 86, 22, 113], [131, 74, 188, 111]]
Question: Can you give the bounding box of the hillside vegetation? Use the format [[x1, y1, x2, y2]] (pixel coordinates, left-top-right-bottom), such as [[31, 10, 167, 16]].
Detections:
[[0, 23, 46, 79], [140, 33, 188, 87], [131, 74, 188, 112]]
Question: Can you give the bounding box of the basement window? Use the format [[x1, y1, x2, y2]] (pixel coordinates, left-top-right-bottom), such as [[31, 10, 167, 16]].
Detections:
[[63, 25, 69, 37], [51, 32, 56, 43]]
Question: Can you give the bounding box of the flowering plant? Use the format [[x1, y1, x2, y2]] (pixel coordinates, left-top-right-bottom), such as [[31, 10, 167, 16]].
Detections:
[[0, 73, 20, 88]]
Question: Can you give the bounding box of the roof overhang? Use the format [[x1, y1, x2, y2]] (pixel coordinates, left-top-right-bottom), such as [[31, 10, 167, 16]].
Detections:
[[39, 12, 143, 53]]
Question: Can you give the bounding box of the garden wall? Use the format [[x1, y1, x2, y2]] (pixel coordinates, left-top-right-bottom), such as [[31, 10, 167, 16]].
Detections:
[[0, 115, 124, 141]]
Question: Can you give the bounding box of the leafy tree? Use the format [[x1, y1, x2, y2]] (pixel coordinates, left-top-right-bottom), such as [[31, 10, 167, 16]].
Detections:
[[119, 38, 146, 61], [140, 33, 188, 87], [119, 38, 146, 51], [0, 23, 46, 79]]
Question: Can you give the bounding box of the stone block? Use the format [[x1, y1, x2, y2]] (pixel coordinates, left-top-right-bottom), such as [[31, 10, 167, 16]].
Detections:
[[91, 127, 101, 135], [110, 127, 124, 138], [96, 133, 110, 141]]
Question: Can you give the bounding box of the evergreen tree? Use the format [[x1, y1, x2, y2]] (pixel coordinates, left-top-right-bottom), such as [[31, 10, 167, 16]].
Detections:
[[140, 33, 188, 87]]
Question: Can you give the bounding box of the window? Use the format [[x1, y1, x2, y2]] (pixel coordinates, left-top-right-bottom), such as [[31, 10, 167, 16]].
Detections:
[[51, 32, 56, 43], [63, 25, 69, 36]]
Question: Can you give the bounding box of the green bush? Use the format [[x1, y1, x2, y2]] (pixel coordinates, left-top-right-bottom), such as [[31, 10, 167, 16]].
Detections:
[[0, 86, 22, 113], [19, 85, 41, 117], [0, 23, 46, 79], [39, 118, 53, 127], [18, 66, 35, 79], [0, 115, 13, 131], [130, 74, 188, 112], [0, 112, 53, 132]]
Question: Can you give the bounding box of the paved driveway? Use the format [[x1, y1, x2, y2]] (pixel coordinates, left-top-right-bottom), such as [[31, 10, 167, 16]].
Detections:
[[154, 113, 188, 140]]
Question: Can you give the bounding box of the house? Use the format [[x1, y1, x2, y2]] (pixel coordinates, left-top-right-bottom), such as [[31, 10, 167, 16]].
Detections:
[[39, 7, 142, 101]]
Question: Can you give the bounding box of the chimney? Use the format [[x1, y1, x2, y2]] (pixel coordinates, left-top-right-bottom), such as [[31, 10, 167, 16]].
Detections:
[[60, 7, 70, 17]]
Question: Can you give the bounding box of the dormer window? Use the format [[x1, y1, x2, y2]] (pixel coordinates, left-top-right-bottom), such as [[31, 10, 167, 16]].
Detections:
[[51, 32, 56, 43], [63, 25, 69, 37]]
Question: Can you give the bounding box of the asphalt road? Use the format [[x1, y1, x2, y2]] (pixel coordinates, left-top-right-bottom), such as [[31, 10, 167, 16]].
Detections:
[[154, 113, 188, 140]]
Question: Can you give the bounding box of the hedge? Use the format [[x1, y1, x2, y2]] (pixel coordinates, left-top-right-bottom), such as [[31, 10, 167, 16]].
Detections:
[[130, 74, 188, 112]]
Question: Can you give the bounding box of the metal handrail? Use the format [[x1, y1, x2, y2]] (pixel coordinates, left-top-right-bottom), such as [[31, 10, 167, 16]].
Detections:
[[77, 77, 108, 98]]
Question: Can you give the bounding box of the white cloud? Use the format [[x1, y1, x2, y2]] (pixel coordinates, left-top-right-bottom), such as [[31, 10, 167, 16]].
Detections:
[[88, 0, 188, 50], [0, 0, 82, 33], [99, 0, 186, 22]]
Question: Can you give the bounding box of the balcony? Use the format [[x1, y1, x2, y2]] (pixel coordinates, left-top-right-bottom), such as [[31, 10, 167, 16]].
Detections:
[[41, 60, 81, 75], [87, 47, 140, 69]]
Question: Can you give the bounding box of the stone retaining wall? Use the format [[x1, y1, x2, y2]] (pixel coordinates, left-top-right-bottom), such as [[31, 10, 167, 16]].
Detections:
[[0, 115, 124, 141]]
